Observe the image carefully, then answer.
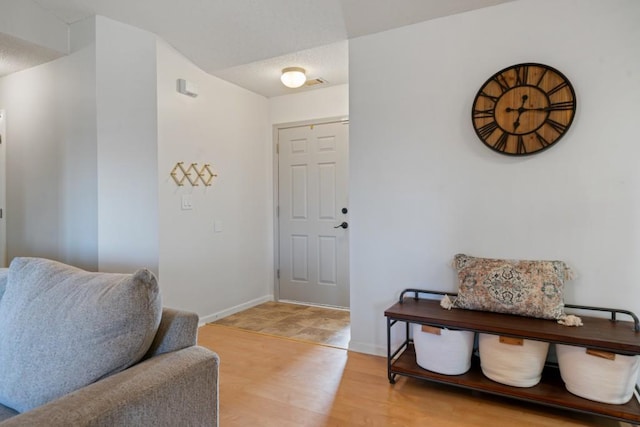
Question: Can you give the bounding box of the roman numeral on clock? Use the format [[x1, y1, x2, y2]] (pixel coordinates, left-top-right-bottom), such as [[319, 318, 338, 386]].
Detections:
[[535, 68, 548, 88], [546, 118, 568, 134], [479, 91, 499, 103], [546, 101, 575, 111], [515, 65, 529, 86], [516, 135, 527, 154], [548, 81, 569, 96], [473, 108, 495, 119], [493, 74, 511, 92], [535, 131, 550, 148], [477, 121, 499, 139], [493, 132, 509, 151]]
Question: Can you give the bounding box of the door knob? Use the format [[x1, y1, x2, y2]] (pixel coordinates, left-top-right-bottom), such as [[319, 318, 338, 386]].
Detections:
[[334, 222, 348, 229]]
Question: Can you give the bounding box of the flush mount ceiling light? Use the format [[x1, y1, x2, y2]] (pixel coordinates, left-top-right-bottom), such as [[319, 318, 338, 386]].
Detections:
[[280, 67, 306, 88]]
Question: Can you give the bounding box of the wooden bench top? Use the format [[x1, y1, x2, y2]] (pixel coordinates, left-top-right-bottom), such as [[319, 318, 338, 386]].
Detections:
[[385, 297, 640, 355]]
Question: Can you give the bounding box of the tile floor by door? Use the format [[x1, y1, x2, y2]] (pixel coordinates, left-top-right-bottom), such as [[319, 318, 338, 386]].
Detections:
[[210, 301, 350, 349]]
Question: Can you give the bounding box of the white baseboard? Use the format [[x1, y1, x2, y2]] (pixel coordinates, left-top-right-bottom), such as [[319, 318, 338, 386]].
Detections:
[[348, 340, 386, 357], [198, 294, 274, 326]]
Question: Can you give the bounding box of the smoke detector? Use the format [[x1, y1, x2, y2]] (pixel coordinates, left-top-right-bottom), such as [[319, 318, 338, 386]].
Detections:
[[305, 77, 328, 87]]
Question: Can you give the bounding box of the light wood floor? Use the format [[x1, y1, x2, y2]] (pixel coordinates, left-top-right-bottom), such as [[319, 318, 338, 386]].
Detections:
[[198, 324, 630, 427]]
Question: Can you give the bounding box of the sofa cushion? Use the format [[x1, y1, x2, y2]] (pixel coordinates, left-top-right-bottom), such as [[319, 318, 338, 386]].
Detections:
[[452, 253, 573, 320], [0, 257, 162, 413]]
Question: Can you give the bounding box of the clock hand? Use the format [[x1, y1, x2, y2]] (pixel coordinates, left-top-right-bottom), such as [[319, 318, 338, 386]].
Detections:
[[507, 95, 528, 131], [505, 95, 529, 114], [508, 106, 549, 113]]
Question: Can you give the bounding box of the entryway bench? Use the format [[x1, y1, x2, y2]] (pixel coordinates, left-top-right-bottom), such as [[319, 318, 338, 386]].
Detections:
[[385, 289, 640, 425]]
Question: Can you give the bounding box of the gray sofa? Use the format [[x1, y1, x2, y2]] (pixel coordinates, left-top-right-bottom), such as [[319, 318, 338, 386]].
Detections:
[[0, 258, 219, 426]]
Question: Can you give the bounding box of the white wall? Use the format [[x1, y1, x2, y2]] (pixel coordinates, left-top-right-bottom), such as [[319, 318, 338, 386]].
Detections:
[[95, 16, 159, 274], [0, 19, 98, 270], [0, 16, 160, 274], [349, 0, 640, 355], [0, 14, 275, 321], [269, 84, 349, 125], [0, 0, 68, 55], [156, 40, 272, 319]]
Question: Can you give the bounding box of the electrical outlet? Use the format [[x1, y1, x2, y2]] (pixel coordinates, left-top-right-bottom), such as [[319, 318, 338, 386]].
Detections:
[[181, 195, 193, 210]]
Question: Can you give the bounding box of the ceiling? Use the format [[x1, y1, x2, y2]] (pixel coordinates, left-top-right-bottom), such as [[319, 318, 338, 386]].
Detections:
[[6, 0, 514, 97]]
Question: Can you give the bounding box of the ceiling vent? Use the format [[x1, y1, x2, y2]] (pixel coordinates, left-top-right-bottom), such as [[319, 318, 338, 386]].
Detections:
[[305, 78, 327, 87]]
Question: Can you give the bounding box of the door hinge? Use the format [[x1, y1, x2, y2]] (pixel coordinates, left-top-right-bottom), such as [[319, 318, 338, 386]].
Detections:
[[276, 143, 279, 154], [0, 208, 2, 219], [276, 206, 279, 217], [277, 269, 280, 279]]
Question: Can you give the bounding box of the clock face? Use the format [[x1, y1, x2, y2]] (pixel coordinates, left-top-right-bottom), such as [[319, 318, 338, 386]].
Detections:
[[472, 63, 576, 156]]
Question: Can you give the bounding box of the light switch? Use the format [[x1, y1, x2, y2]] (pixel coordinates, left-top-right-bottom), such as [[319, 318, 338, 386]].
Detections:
[[181, 195, 193, 210], [214, 219, 223, 233]]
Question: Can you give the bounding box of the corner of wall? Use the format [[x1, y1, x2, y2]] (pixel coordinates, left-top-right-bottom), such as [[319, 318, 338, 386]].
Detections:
[[70, 16, 96, 53], [198, 294, 274, 326], [348, 340, 386, 357]]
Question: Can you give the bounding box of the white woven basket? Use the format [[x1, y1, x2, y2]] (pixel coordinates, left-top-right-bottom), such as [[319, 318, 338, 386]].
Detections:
[[556, 344, 640, 404], [479, 333, 549, 387], [412, 323, 475, 375]]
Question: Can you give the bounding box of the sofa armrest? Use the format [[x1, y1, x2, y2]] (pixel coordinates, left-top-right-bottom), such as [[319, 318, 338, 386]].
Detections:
[[0, 346, 219, 427], [144, 307, 199, 358], [0, 268, 8, 301]]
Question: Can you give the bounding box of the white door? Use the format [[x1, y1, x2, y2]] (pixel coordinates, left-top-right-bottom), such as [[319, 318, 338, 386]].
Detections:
[[278, 120, 349, 308], [0, 110, 6, 267]]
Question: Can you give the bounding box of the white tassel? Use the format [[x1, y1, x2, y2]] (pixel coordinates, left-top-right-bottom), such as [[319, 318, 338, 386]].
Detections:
[[440, 294, 455, 310], [565, 265, 576, 281], [557, 314, 583, 327]]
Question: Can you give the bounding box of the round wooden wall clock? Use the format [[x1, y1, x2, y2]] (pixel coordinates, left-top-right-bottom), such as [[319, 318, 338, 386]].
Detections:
[[471, 63, 576, 156]]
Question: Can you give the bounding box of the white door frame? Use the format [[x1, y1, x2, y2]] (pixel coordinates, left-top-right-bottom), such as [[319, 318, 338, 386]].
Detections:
[[272, 116, 349, 304]]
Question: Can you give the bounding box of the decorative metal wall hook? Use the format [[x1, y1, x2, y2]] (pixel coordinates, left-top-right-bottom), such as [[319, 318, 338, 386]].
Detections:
[[170, 162, 189, 186], [170, 162, 218, 187], [185, 163, 200, 186], [199, 164, 218, 186]]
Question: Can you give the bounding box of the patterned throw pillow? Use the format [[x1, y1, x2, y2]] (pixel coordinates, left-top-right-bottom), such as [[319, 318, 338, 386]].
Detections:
[[452, 254, 574, 320]]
